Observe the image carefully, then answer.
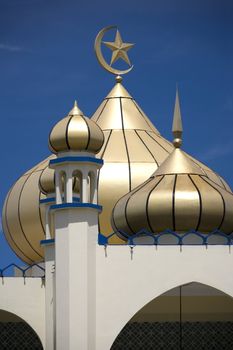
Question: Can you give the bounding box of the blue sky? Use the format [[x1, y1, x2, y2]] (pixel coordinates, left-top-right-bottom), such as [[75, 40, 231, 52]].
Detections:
[[0, 0, 233, 266]]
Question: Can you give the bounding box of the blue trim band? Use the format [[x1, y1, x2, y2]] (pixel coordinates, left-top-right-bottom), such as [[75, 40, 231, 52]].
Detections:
[[40, 197, 56, 204], [40, 197, 80, 204], [50, 203, 102, 211], [50, 157, 103, 166], [40, 239, 55, 246]]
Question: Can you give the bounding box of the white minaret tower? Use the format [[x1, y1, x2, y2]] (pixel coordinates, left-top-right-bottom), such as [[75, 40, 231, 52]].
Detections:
[[41, 101, 104, 350]]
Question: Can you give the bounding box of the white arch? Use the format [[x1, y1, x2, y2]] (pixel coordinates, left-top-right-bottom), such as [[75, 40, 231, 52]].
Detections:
[[0, 277, 45, 347], [95, 245, 233, 350]]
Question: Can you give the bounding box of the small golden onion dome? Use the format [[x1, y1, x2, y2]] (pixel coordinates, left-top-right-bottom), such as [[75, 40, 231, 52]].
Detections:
[[112, 91, 233, 236], [49, 101, 104, 154], [39, 167, 55, 195]]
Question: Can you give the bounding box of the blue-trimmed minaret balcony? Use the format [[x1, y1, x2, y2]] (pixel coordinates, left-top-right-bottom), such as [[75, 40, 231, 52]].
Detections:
[[48, 100, 104, 208]]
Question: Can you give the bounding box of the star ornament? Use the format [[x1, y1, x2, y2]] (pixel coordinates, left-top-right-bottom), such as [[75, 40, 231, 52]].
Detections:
[[103, 30, 134, 67]]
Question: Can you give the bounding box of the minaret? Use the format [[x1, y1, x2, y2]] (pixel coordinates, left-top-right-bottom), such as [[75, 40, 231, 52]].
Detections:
[[44, 101, 104, 349]]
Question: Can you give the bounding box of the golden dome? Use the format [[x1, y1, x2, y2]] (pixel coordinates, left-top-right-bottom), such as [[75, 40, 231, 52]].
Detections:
[[112, 91, 233, 236], [49, 101, 104, 154], [39, 167, 55, 195], [2, 83, 232, 263]]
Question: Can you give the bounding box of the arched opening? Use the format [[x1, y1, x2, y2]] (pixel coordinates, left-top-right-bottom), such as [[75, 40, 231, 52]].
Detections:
[[111, 282, 233, 349], [55, 170, 66, 203], [72, 170, 82, 202], [0, 310, 43, 349], [88, 171, 96, 204]]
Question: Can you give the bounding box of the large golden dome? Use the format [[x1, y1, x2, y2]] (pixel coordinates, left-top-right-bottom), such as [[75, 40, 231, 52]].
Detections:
[[112, 92, 233, 236], [2, 81, 231, 263]]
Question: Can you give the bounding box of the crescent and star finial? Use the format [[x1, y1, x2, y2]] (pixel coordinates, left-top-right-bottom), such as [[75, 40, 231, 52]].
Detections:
[[94, 26, 134, 77]]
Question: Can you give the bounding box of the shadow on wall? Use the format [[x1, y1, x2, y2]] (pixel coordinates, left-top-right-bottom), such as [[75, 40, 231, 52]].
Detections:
[[0, 310, 43, 349], [111, 282, 233, 350]]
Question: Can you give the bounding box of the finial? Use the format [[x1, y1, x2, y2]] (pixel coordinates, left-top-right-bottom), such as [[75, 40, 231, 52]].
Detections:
[[94, 26, 134, 76], [115, 75, 123, 83], [172, 88, 183, 148], [69, 100, 83, 116]]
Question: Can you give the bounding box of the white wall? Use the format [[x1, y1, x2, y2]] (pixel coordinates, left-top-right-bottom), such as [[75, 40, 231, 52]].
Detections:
[[0, 277, 45, 346], [95, 245, 233, 350]]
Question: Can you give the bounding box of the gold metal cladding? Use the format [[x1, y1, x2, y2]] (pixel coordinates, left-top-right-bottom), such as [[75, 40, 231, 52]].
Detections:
[[112, 172, 233, 235], [2, 188, 33, 264], [190, 175, 225, 232], [188, 153, 232, 191], [112, 88, 233, 236], [95, 26, 134, 75], [49, 104, 104, 154], [67, 116, 89, 150], [39, 167, 55, 194], [19, 171, 45, 255], [203, 177, 233, 232], [147, 175, 175, 232], [155, 148, 205, 176], [3, 80, 233, 260], [174, 174, 200, 231], [69, 100, 83, 116], [49, 117, 70, 152], [86, 118, 105, 153], [91, 82, 160, 134], [2, 173, 44, 263]]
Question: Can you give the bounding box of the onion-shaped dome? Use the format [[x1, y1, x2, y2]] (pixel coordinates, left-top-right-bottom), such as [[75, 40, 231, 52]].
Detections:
[[2, 83, 232, 263], [39, 167, 55, 195], [49, 101, 104, 154], [112, 91, 233, 237]]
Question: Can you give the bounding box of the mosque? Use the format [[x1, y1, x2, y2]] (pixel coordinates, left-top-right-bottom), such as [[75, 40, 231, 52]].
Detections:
[[1, 26, 233, 349]]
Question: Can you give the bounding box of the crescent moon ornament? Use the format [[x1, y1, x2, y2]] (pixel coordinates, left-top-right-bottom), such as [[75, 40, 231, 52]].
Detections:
[[94, 26, 134, 76]]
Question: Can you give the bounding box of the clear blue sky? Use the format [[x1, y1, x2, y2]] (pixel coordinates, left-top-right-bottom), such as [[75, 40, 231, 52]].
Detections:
[[0, 0, 233, 266]]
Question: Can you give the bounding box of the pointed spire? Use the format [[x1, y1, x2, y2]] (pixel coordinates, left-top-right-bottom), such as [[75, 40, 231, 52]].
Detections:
[[69, 100, 83, 116], [172, 88, 183, 148]]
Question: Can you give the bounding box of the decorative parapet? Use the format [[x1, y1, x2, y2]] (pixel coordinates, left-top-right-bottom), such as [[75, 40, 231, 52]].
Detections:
[[0, 263, 45, 278], [98, 229, 233, 246]]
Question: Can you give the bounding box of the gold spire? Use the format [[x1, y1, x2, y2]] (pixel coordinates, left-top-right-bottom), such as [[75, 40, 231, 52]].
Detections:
[[69, 100, 83, 116], [155, 90, 204, 176], [172, 88, 183, 148]]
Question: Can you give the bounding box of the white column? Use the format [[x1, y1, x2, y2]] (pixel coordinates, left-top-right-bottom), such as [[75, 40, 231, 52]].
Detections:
[[93, 173, 98, 204], [44, 242, 55, 350], [65, 168, 73, 203], [54, 207, 99, 350], [42, 204, 55, 350], [55, 172, 62, 204], [82, 170, 89, 203]]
